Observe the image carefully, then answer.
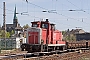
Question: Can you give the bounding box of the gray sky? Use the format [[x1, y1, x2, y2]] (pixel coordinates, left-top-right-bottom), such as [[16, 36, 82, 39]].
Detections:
[[0, 0, 90, 31]]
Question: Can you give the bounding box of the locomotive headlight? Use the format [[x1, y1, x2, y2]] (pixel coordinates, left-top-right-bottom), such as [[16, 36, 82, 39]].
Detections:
[[24, 49, 26, 51]]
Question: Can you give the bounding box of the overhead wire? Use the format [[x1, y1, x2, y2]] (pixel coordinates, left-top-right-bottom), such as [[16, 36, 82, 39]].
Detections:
[[0, 2, 42, 19], [63, 0, 90, 30], [86, 0, 89, 13], [66, 0, 90, 17], [0, 7, 17, 15], [22, 0, 28, 13], [21, 0, 90, 29], [0, 0, 89, 30], [65, 0, 90, 24], [66, 0, 85, 12], [52, 0, 57, 11], [21, 0, 76, 28], [23, 0, 86, 23], [22, 0, 86, 28], [0, 6, 14, 12], [0, 1, 86, 23], [23, 0, 48, 10]]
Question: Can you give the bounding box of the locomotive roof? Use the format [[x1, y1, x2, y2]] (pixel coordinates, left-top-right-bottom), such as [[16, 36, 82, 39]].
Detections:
[[31, 20, 56, 25], [50, 23, 55, 25]]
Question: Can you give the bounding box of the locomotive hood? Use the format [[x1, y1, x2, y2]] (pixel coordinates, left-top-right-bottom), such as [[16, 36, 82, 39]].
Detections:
[[26, 27, 42, 44]]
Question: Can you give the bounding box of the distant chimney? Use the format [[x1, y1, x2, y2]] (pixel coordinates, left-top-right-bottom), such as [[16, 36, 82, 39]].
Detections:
[[46, 19, 49, 22]]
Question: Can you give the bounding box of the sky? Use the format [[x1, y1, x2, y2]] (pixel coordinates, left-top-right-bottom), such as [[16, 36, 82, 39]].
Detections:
[[0, 0, 90, 32]]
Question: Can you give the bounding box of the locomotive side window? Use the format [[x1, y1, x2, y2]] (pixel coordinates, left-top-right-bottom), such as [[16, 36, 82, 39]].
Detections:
[[51, 25, 55, 30], [32, 24, 38, 27], [50, 24, 55, 30], [41, 23, 48, 29]]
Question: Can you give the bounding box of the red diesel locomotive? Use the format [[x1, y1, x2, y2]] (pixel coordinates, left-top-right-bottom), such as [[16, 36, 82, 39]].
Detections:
[[21, 19, 90, 53], [21, 19, 65, 52]]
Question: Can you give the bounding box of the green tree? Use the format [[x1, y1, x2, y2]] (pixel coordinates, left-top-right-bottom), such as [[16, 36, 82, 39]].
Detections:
[[0, 30, 10, 38], [62, 31, 66, 35], [6, 32, 10, 38], [0, 30, 5, 38], [23, 24, 30, 29], [10, 30, 15, 35], [62, 30, 76, 41]]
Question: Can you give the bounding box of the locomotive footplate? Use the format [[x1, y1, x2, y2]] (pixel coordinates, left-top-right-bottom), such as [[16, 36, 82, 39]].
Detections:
[[21, 43, 47, 53]]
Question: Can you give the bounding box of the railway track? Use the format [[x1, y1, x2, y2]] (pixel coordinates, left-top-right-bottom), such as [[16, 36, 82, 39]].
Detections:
[[0, 48, 90, 60], [21, 50, 90, 60]]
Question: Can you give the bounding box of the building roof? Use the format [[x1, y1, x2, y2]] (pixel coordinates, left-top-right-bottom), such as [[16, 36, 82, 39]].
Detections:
[[70, 29, 85, 34], [13, 5, 17, 20], [6, 24, 13, 27], [15, 27, 22, 30], [76, 32, 90, 34]]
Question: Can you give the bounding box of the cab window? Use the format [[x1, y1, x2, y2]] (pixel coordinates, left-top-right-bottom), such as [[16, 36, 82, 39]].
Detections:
[[41, 23, 48, 29], [32, 24, 38, 27]]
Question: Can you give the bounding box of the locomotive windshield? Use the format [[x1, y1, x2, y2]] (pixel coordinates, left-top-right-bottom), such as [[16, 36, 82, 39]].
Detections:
[[41, 23, 48, 29], [32, 24, 38, 27]]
